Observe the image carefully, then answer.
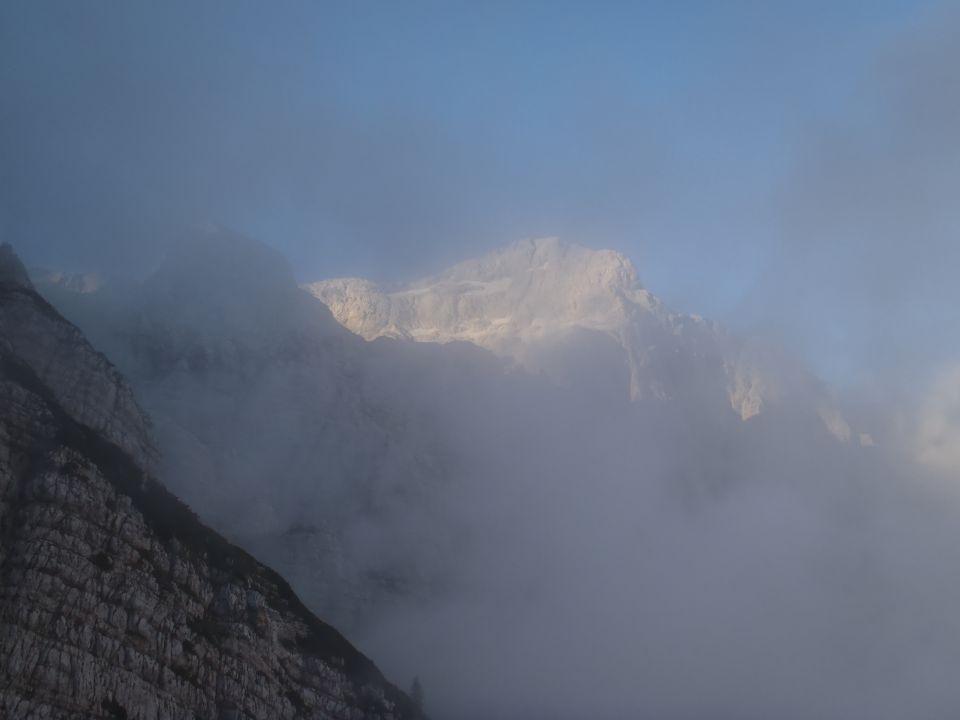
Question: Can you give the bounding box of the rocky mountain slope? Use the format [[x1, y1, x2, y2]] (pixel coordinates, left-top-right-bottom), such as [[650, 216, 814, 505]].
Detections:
[[0, 243, 419, 719], [24, 232, 899, 718], [307, 237, 852, 436], [31, 232, 865, 641], [34, 231, 511, 639]]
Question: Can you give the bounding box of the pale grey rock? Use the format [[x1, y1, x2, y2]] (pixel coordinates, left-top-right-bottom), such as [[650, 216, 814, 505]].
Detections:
[[307, 237, 851, 434], [306, 238, 738, 407]]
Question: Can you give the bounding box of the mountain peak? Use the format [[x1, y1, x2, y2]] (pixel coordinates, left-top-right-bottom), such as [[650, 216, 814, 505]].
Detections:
[[305, 238, 651, 349], [135, 227, 346, 352], [154, 226, 296, 296], [306, 240, 852, 434], [0, 243, 34, 289], [435, 237, 641, 295]]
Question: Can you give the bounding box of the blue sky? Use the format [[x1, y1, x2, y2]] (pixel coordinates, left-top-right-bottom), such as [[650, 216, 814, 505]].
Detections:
[[1, 0, 956, 388]]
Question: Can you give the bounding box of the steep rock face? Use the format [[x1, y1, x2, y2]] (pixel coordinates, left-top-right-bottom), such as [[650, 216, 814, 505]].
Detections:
[[307, 238, 736, 407], [309, 239, 645, 344], [0, 247, 418, 720], [1, 244, 155, 468], [307, 237, 850, 434], [33, 229, 467, 631]]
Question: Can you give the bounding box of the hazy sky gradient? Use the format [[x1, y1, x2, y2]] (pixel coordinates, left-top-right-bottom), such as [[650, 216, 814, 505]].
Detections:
[[1, 0, 956, 387]]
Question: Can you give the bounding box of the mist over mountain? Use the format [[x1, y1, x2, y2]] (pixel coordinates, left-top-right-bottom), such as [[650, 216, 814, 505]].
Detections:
[[5, 2, 960, 717], [27, 228, 960, 720], [308, 236, 855, 436], [0, 243, 419, 719]]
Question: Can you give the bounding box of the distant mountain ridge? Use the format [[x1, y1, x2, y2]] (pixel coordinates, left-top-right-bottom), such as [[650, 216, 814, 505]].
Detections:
[[307, 237, 852, 437]]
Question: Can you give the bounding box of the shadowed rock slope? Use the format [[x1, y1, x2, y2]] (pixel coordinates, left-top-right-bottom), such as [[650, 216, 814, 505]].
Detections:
[[0, 242, 419, 719]]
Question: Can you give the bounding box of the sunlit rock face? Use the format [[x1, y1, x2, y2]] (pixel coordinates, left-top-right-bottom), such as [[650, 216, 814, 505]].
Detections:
[[0, 244, 418, 720], [308, 238, 721, 403], [307, 237, 848, 433], [309, 238, 646, 345]]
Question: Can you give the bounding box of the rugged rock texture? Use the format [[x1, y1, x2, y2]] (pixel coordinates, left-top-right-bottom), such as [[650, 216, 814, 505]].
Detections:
[[306, 237, 852, 436], [306, 238, 721, 397], [0, 245, 418, 720], [307, 238, 652, 346], [0, 245, 155, 468], [33, 229, 477, 632]]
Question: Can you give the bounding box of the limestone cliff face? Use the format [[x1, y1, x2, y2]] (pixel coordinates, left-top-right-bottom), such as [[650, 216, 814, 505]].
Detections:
[[0, 245, 418, 720], [305, 237, 736, 409], [306, 237, 852, 436]]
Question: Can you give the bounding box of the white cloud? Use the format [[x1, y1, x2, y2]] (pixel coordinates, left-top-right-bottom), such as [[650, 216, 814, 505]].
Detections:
[[916, 364, 960, 472]]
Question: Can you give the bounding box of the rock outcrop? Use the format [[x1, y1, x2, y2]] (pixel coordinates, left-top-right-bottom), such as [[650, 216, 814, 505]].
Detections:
[[305, 237, 737, 405], [0, 243, 418, 719], [305, 238, 658, 350], [307, 237, 851, 434]]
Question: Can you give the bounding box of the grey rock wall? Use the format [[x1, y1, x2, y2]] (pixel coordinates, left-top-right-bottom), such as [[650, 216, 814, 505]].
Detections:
[[0, 249, 419, 720]]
